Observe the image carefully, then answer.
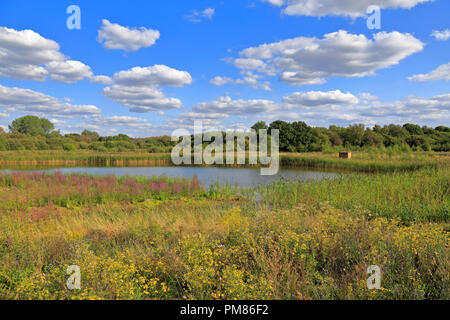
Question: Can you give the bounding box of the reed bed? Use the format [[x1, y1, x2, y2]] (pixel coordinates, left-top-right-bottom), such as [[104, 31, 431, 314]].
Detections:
[[1, 150, 447, 173], [252, 168, 449, 223]]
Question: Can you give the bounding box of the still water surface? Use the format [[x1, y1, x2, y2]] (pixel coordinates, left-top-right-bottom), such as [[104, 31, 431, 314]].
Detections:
[[0, 166, 341, 188]]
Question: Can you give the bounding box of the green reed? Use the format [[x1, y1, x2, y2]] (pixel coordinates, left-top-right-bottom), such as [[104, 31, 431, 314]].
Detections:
[[254, 168, 449, 223]]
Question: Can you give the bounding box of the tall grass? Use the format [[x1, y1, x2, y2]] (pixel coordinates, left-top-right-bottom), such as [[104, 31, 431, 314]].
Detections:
[[253, 168, 449, 223], [0, 151, 173, 167], [0, 172, 205, 214], [280, 155, 439, 172]]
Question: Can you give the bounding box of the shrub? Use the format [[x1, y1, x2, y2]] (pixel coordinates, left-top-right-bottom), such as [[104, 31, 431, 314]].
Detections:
[[5, 140, 24, 150], [78, 142, 89, 150], [63, 144, 77, 151], [88, 142, 107, 152]]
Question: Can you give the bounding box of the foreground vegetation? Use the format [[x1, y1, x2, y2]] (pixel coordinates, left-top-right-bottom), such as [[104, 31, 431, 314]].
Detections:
[[0, 166, 448, 300]]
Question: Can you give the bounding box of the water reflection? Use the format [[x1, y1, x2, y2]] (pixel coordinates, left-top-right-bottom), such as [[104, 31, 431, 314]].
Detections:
[[0, 166, 340, 188]]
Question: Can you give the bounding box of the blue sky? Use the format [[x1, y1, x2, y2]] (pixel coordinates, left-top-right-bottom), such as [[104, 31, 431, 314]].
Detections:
[[0, 0, 449, 137]]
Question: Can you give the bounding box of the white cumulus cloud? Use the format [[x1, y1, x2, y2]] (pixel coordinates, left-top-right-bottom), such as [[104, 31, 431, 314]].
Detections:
[[102, 65, 192, 113], [163, 111, 229, 133], [0, 25, 105, 83], [184, 8, 215, 23], [90, 115, 153, 132], [408, 63, 450, 82], [261, 0, 433, 17], [46, 60, 93, 83], [193, 96, 278, 115], [90, 75, 113, 85], [103, 85, 182, 113], [210, 74, 271, 91], [270, 91, 450, 127], [231, 30, 424, 86], [431, 29, 450, 41], [113, 65, 192, 87], [97, 19, 160, 52], [0, 26, 64, 80], [283, 90, 359, 109], [0, 84, 101, 119], [261, 0, 284, 6]]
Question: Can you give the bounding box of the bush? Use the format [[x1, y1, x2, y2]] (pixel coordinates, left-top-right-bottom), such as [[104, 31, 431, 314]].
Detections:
[[78, 142, 89, 150], [115, 141, 137, 150], [104, 141, 115, 149], [88, 142, 107, 152], [18, 137, 39, 150], [36, 141, 49, 150], [6, 140, 24, 150], [63, 144, 77, 151]]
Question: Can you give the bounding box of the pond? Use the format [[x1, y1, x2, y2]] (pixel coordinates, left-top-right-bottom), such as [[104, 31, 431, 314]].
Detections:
[[0, 166, 342, 188]]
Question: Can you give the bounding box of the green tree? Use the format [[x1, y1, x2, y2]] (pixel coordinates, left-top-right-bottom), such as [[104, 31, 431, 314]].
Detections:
[[251, 121, 269, 147], [117, 133, 131, 141], [362, 129, 382, 147], [251, 121, 268, 132], [342, 124, 365, 147], [330, 134, 343, 146], [387, 125, 408, 139], [435, 126, 450, 133], [291, 121, 314, 152], [269, 120, 294, 151], [9, 116, 54, 136], [81, 130, 100, 141], [311, 127, 331, 151], [403, 123, 424, 135], [268, 121, 313, 152]]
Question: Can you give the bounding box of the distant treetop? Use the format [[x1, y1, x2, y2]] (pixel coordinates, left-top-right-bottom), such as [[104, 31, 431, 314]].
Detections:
[[8, 116, 54, 136]]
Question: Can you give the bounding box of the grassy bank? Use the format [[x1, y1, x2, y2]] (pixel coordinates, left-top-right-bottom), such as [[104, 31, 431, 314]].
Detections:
[[0, 150, 447, 173], [0, 151, 172, 167], [252, 168, 449, 223], [0, 168, 448, 300]]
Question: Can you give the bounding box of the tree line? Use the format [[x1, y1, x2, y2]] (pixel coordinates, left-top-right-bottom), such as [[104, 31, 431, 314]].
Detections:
[[0, 116, 449, 153], [256, 121, 450, 152], [0, 116, 174, 153]]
